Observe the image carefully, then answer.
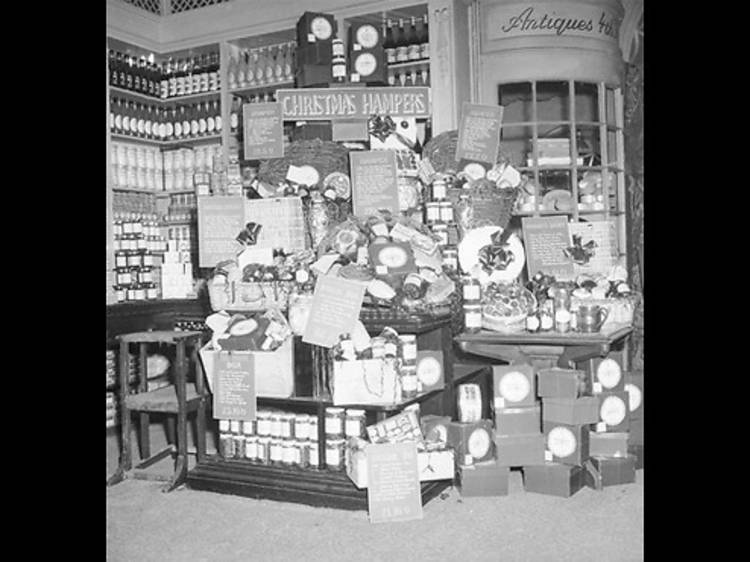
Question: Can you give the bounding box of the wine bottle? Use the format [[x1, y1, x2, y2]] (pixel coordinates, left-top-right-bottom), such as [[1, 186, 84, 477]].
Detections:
[[237, 50, 248, 88], [407, 17, 420, 61], [199, 101, 208, 137], [175, 58, 186, 96], [384, 19, 396, 64], [133, 57, 142, 93], [121, 101, 131, 135], [230, 97, 240, 135], [209, 52, 220, 91], [184, 58, 194, 96], [108, 50, 117, 86], [117, 52, 127, 88], [125, 55, 135, 91], [206, 101, 216, 135], [396, 19, 409, 63], [192, 56, 203, 94], [160, 60, 169, 99], [214, 100, 222, 133], [168, 58, 177, 98], [190, 104, 200, 139], [420, 15, 429, 60], [273, 45, 284, 83], [265, 46, 275, 84], [181, 106, 190, 140], [165, 107, 175, 140], [227, 53, 238, 90], [136, 103, 146, 138], [173, 107, 183, 140], [157, 107, 167, 141], [284, 41, 294, 81]]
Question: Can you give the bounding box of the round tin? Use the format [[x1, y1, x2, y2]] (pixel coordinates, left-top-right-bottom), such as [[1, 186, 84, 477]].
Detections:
[[325, 439, 345, 470]]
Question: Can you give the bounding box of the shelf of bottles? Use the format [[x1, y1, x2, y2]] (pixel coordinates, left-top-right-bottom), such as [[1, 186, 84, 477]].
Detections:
[[497, 80, 626, 255], [226, 40, 297, 97], [382, 11, 430, 88]]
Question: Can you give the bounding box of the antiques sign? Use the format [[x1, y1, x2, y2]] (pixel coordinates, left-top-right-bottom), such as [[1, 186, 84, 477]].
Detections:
[[484, 1, 622, 43], [276, 87, 431, 121]]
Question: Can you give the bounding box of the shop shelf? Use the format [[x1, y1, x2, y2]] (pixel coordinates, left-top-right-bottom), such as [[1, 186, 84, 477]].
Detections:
[[387, 58, 431, 70], [111, 133, 164, 146], [160, 134, 222, 147], [112, 186, 162, 194], [109, 85, 162, 103], [229, 80, 295, 97], [160, 90, 221, 104]]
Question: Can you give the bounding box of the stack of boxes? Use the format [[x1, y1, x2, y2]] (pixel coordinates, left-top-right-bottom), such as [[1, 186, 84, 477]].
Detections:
[[625, 369, 644, 468], [160, 239, 194, 299]]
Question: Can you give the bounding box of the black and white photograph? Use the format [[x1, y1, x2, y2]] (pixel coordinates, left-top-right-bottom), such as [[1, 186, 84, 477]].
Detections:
[[106, 0, 645, 559]]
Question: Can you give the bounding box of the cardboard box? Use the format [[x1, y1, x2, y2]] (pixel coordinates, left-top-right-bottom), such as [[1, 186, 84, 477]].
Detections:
[[624, 370, 644, 419], [446, 420, 494, 465], [456, 460, 510, 497], [523, 462, 585, 498], [198, 338, 294, 398], [629, 417, 644, 445], [296, 12, 337, 47], [493, 365, 536, 409], [494, 404, 541, 436], [542, 397, 600, 425], [589, 432, 629, 458], [495, 434, 545, 467], [420, 415, 451, 447], [346, 444, 455, 489], [628, 444, 644, 469], [584, 455, 636, 490], [585, 352, 625, 394], [295, 42, 333, 66], [537, 368, 591, 399], [595, 391, 630, 433], [295, 63, 332, 88], [542, 421, 590, 467]]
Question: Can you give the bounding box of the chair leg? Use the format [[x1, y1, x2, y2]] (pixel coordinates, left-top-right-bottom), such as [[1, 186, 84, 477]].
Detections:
[[109, 340, 132, 486], [138, 343, 150, 460], [165, 417, 176, 446], [164, 340, 188, 492], [193, 345, 207, 463]]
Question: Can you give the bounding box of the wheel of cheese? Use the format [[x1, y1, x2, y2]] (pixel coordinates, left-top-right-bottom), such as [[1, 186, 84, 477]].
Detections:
[[468, 427, 491, 459], [600, 395, 627, 426], [417, 356, 442, 386], [547, 426, 577, 458], [596, 358, 622, 389], [625, 383, 642, 413], [498, 371, 531, 403]]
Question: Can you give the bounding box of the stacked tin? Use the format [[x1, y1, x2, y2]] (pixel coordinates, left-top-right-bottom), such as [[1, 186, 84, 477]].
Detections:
[[424, 176, 460, 269]]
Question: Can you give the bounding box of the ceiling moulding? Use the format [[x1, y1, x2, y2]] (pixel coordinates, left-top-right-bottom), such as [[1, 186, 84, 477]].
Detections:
[[156, 0, 432, 51], [106, 0, 163, 52]]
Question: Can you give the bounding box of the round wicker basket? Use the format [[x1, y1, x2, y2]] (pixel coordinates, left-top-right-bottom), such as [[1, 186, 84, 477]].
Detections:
[[422, 129, 512, 174]]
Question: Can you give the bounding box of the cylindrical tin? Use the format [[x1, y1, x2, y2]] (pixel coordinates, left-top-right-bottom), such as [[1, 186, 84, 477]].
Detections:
[[325, 407, 345, 439], [245, 436, 259, 461], [344, 409, 366, 439], [294, 414, 310, 441], [257, 437, 271, 464], [270, 439, 284, 464], [325, 439, 345, 471]]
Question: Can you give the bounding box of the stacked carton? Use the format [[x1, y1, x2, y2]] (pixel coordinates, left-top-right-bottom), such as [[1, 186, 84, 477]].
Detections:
[[160, 239, 194, 299]]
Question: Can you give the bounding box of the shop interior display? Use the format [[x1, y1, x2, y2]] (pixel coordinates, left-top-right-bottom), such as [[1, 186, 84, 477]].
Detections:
[[107, 2, 639, 519]]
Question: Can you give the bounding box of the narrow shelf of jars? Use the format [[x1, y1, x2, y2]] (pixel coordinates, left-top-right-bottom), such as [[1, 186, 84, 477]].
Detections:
[[160, 134, 223, 147], [111, 133, 164, 146], [387, 58, 430, 70], [112, 186, 162, 194], [109, 85, 220, 104], [229, 80, 295, 97]]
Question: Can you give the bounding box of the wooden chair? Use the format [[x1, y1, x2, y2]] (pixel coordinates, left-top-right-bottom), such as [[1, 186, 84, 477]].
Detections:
[[106, 330, 207, 492]]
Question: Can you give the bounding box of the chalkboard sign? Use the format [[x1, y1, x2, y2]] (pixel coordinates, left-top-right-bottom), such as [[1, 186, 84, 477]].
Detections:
[[197, 196, 245, 267], [243, 102, 284, 160], [521, 216, 575, 280], [456, 102, 504, 164], [367, 442, 423, 523], [213, 352, 256, 421], [350, 150, 400, 218]]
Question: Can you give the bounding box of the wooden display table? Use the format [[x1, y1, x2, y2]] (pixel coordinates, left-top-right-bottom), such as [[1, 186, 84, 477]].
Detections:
[[187, 364, 488, 510], [455, 323, 633, 369]]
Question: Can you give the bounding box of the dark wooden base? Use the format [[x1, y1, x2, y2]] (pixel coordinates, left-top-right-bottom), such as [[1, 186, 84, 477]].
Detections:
[[186, 456, 450, 511]]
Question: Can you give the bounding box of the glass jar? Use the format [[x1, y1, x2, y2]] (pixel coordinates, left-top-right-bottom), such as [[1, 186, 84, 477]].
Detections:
[[464, 303, 482, 334], [325, 439, 345, 471], [243, 419, 256, 437], [270, 439, 284, 464], [438, 201, 454, 223], [279, 413, 294, 439], [398, 335, 417, 366], [256, 437, 271, 464], [442, 247, 458, 272], [344, 409, 366, 439], [325, 407, 345, 439], [462, 276, 481, 303], [432, 178, 447, 200], [282, 440, 297, 465], [425, 202, 441, 224], [269, 413, 283, 438], [432, 223, 448, 246], [308, 441, 319, 468], [145, 283, 159, 300], [232, 433, 246, 459], [245, 436, 258, 461], [308, 416, 319, 442], [401, 365, 419, 400], [553, 286, 572, 333]]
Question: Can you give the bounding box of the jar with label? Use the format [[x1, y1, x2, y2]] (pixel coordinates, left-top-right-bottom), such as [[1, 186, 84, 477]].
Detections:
[[244, 436, 258, 461], [126, 250, 141, 268], [115, 285, 126, 303], [133, 284, 146, 301], [398, 334, 417, 366], [279, 413, 294, 439], [218, 420, 234, 459], [432, 178, 447, 200], [282, 440, 297, 465], [294, 414, 310, 441], [439, 201, 454, 223], [116, 268, 132, 286], [115, 251, 128, 268], [257, 437, 271, 464], [401, 365, 419, 399], [308, 416, 319, 442], [256, 411, 272, 436], [126, 284, 138, 301], [137, 267, 153, 284], [232, 433, 246, 458], [432, 223, 449, 246], [297, 441, 310, 468], [270, 439, 284, 464], [462, 276, 481, 303], [325, 439, 345, 471], [464, 303, 482, 333], [325, 407, 345, 439], [425, 202, 441, 224], [442, 247, 458, 272], [308, 441, 319, 468], [145, 283, 159, 300], [402, 272, 426, 300], [553, 286, 572, 333], [344, 409, 366, 439], [269, 413, 283, 438]]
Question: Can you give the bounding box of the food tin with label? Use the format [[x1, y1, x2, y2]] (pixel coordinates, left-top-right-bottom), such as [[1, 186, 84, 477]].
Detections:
[[137, 268, 154, 284], [116, 268, 132, 286], [297, 441, 310, 468], [115, 285, 126, 302], [142, 251, 156, 267], [398, 334, 418, 365], [145, 283, 159, 300], [325, 407, 345, 439], [280, 413, 294, 439], [126, 250, 142, 268], [309, 416, 319, 442], [271, 412, 284, 437], [309, 441, 319, 467], [242, 420, 256, 437], [325, 439, 346, 470], [442, 247, 458, 271], [245, 436, 259, 461], [294, 414, 310, 441], [282, 440, 297, 465], [270, 439, 284, 464], [344, 409, 366, 439], [115, 251, 128, 268], [229, 420, 241, 434], [232, 434, 246, 458], [432, 223, 449, 245], [257, 437, 271, 464], [432, 178, 447, 200], [256, 411, 272, 436], [133, 284, 146, 301], [401, 366, 419, 399], [426, 202, 441, 223], [464, 303, 482, 333]]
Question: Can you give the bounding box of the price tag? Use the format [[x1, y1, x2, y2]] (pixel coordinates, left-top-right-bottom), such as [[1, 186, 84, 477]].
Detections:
[[494, 397, 506, 410], [544, 449, 554, 462], [593, 382, 603, 394], [596, 422, 607, 433]]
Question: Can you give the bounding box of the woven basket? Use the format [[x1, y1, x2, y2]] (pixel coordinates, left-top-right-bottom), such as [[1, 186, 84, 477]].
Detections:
[[257, 139, 351, 189], [422, 130, 512, 174], [449, 180, 520, 233]]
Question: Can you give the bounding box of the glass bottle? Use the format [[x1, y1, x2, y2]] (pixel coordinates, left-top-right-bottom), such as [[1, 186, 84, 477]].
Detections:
[[227, 53, 238, 90], [265, 46, 275, 84], [190, 103, 200, 139], [209, 52, 220, 91], [160, 59, 170, 99], [256, 48, 267, 85], [198, 101, 208, 137], [206, 101, 216, 135], [180, 106, 190, 141], [420, 14, 430, 59], [236, 50, 247, 88], [407, 17, 421, 60], [167, 57, 178, 98]]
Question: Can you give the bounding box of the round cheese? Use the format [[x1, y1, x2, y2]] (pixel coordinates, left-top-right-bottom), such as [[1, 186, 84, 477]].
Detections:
[[600, 395, 627, 426], [547, 426, 577, 458], [596, 358, 622, 389], [498, 371, 531, 403], [468, 427, 491, 459]]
